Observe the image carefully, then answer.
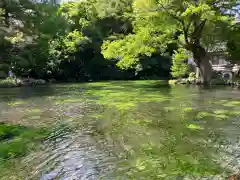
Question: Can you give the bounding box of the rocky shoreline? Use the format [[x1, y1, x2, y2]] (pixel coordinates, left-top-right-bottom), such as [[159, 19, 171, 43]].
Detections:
[[0, 78, 47, 88], [169, 78, 240, 88], [168, 72, 240, 88]]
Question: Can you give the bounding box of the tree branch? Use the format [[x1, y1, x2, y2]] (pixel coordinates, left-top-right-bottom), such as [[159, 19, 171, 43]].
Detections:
[[183, 20, 192, 45], [157, 3, 184, 25], [156, 3, 191, 45], [191, 19, 207, 44]]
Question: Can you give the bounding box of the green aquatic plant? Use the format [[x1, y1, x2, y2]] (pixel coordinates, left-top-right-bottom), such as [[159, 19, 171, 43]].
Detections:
[[213, 110, 229, 115], [223, 101, 240, 107], [0, 124, 26, 142], [163, 107, 177, 112], [196, 111, 230, 121], [27, 109, 41, 113], [229, 111, 240, 116], [187, 124, 204, 130], [184, 107, 195, 113], [0, 123, 49, 161], [82, 81, 169, 111], [8, 100, 27, 106], [196, 112, 213, 119]]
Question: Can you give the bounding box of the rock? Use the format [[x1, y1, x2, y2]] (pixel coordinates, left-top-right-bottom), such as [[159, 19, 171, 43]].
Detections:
[[179, 78, 189, 84], [195, 79, 202, 85], [168, 80, 178, 85], [16, 78, 23, 86], [22, 78, 46, 85], [34, 79, 46, 85]]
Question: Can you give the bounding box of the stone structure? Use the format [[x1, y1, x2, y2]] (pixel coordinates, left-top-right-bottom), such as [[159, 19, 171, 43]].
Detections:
[[208, 51, 240, 79]]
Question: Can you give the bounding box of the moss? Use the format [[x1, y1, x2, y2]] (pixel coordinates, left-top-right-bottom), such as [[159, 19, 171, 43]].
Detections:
[[196, 112, 213, 119], [82, 80, 169, 111], [196, 110, 230, 121], [214, 114, 229, 120], [229, 111, 240, 116], [184, 107, 195, 113], [213, 110, 229, 115], [164, 106, 176, 112], [55, 97, 86, 105], [222, 101, 240, 107], [0, 124, 26, 142], [27, 109, 41, 113], [8, 100, 26, 106], [0, 123, 49, 161], [187, 124, 204, 130]]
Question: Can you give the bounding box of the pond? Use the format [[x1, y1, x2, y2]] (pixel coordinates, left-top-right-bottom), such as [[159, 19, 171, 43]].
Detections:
[[0, 81, 240, 179]]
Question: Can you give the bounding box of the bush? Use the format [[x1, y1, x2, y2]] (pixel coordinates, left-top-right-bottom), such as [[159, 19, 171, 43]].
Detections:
[[171, 49, 190, 78], [187, 72, 196, 83]]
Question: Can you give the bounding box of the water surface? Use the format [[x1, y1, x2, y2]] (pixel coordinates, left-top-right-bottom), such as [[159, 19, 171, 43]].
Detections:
[[0, 81, 240, 179]]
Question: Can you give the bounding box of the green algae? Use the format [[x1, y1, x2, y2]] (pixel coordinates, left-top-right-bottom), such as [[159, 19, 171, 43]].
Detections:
[[8, 100, 27, 106], [82, 80, 169, 110], [187, 124, 204, 130], [0, 123, 49, 161]]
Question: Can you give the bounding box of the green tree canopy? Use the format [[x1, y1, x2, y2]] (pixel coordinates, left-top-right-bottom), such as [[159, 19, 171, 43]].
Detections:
[[102, 0, 240, 83]]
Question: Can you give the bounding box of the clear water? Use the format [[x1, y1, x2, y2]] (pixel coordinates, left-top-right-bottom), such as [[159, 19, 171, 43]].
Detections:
[[0, 81, 240, 180]]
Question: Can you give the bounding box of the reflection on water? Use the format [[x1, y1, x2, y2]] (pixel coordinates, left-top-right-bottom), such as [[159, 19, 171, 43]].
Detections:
[[0, 81, 240, 179]]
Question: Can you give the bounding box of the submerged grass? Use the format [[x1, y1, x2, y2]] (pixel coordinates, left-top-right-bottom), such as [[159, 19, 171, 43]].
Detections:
[[0, 123, 50, 162], [80, 81, 240, 178], [82, 80, 170, 110]]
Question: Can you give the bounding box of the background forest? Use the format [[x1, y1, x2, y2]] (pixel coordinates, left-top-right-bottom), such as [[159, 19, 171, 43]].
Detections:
[[0, 0, 239, 83]]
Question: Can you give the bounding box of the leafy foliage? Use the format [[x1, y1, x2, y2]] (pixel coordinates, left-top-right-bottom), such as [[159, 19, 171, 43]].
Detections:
[[101, 0, 240, 82], [171, 48, 190, 78], [0, 0, 240, 82]]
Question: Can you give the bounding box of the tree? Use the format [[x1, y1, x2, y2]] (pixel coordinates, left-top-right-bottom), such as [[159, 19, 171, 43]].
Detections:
[[49, 0, 136, 81], [0, 0, 69, 78], [102, 0, 240, 83]]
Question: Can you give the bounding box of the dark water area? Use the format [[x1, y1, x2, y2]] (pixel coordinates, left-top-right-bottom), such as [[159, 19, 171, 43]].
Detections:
[[0, 81, 240, 180]]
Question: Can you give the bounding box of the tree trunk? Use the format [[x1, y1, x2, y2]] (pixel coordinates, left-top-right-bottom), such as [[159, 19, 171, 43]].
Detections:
[[190, 42, 212, 84], [197, 57, 212, 84], [192, 48, 212, 84]]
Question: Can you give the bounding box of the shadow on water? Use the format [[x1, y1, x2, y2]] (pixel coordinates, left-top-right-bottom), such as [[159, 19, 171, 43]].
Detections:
[[0, 86, 57, 102]]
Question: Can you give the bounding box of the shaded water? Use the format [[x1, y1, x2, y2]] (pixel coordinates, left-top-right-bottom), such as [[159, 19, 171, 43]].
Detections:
[[0, 81, 240, 179]]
